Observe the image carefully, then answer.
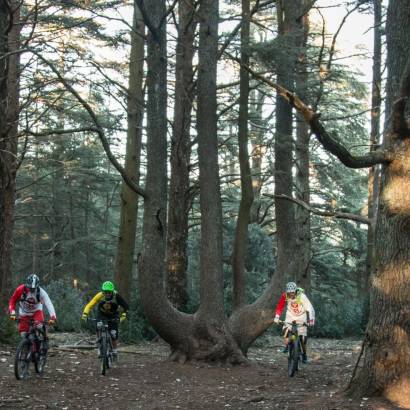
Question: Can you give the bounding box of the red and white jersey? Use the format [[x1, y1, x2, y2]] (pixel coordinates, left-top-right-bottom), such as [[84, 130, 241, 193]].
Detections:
[[274, 290, 315, 324], [9, 284, 56, 318]]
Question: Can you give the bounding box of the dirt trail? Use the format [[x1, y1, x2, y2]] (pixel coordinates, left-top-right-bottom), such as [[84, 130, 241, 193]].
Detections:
[[0, 335, 401, 409]]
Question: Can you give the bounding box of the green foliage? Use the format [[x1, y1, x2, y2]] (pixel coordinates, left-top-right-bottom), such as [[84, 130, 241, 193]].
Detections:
[[120, 291, 156, 343], [46, 279, 86, 332], [0, 316, 19, 344]]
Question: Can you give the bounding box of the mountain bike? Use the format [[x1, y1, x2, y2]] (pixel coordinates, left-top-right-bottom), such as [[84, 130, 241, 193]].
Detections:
[[14, 319, 49, 380], [88, 318, 119, 376], [278, 320, 307, 377]]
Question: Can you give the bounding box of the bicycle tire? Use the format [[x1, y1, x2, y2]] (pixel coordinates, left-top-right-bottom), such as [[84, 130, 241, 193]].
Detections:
[[289, 342, 300, 377], [106, 336, 113, 369], [100, 335, 108, 375], [288, 341, 299, 377], [35, 339, 48, 374], [14, 339, 30, 380]]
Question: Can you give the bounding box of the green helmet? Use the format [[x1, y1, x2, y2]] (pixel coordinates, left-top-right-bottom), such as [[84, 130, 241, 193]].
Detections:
[[101, 281, 115, 292]]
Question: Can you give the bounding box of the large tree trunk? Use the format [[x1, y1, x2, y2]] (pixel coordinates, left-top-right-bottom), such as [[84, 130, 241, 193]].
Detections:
[[230, 0, 312, 354], [348, 0, 410, 406], [138, 0, 243, 364], [115, 4, 144, 301], [0, 0, 19, 309], [294, 1, 311, 292], [363, 0, 382, 316], [167, 0, 195, 311], [232, 0, 253, 310]]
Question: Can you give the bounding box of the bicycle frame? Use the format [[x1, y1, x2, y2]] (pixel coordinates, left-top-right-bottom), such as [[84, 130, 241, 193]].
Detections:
[[279, 320, 307, 377], [14, 319, 48, 380], [88, 318, 118, 375]]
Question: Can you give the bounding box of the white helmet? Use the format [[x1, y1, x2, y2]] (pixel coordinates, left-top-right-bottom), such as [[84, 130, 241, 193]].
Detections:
[[26, 274, 40, 289], [285, 281, 297, 293]]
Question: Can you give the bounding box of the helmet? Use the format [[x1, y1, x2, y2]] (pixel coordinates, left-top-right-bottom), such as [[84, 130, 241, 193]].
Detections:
[[285, 281, 297, 293], [101, 281, 115, 292], [26, 274, 40, 289]]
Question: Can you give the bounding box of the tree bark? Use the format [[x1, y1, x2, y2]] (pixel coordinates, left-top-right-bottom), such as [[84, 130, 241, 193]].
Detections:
[[294, 1, 311, 292], [273, 0, 300, 283], [363, 0, 382, 313], [348, 1, 410, 406], [249, 89, 265, 223], [115, 3, 145, 302], [0, 0, 19, 309], [232, 0, 253, 310], [167, 0, 196, 311]]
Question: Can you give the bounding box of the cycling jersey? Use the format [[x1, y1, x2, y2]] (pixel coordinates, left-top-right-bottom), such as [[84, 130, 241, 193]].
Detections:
[[275, 289, 315, 336], [83, 291, 128, 318], [9, 284, 56, 318]]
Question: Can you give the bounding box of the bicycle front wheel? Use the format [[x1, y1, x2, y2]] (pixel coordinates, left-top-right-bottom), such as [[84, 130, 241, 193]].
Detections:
[[35, 339, 48, 374], [288, 341, 299, 377], [14, 339, 30, 380], [100, 336, 108, 375]]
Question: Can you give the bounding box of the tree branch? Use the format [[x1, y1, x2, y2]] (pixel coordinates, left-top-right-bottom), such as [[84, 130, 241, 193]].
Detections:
[[26, 48, 147, 198], [264, 193, 370, 225], [135, 0, 160, 42], [224, 52, 391, 168]]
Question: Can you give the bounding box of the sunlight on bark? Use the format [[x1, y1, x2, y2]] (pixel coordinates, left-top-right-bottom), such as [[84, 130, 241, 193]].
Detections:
[[382, 175, 410, 214], [384, 377, 410, 409]]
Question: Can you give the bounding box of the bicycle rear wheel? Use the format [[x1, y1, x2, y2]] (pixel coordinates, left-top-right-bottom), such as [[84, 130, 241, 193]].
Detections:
[[288, 341, 299, 377], [15, 339, 30, 380]]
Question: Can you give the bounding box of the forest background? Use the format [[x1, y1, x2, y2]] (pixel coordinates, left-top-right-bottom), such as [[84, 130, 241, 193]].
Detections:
[[1, 0, 410, 405]]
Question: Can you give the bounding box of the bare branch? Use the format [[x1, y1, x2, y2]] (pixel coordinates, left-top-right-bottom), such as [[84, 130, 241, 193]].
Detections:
[[265, 194, 370, 225], [26, 48, 147, 198], [224, 52, 391, 168]]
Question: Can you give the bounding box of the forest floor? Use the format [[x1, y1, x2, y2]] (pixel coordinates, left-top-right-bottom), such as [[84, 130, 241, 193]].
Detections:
[[0, 333, 403, 410]]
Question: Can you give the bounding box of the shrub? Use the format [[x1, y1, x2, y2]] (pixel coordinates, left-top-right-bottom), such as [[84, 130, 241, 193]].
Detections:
[[46, 279, 85, 332]]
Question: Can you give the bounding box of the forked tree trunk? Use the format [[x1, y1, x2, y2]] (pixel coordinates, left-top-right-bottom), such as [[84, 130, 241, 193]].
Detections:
[[139, 0, 244, 363], [115, 4, 145, 301], [167, 0, 196, 311], [348, 1, 410, 406], [230, 0, 313, 354]]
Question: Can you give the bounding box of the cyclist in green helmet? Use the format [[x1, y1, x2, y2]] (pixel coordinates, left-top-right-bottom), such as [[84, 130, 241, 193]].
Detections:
[[81, 281, 129, 356]]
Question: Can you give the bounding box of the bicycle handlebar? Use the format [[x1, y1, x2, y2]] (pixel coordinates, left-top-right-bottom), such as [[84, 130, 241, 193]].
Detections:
[[278, 320, 308, 327], [87, 317, 120, 323]]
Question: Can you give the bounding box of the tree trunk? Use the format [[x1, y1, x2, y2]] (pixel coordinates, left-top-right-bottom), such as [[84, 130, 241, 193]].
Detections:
[[273, 0, 299, 282], [167, 0, 195, 311], [115, 4, 145, 301], [348, 1, 410, 406], [249, 89, 265, 223], [230, 0, 313, 354], [294, 1, 311, 292], [363, 0, 382, 316], [232, 0, 253, 310], [0, 0, 19, 309]]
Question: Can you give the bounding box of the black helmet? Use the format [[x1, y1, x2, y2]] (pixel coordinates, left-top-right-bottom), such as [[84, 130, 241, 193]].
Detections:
[[26, 274, 40, 289]]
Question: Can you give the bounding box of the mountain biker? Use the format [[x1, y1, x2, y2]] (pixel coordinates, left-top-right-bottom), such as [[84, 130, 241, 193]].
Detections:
[[8, 274, 57, 337], [81, 281, 129, 356], [273, 281, 315, 363]]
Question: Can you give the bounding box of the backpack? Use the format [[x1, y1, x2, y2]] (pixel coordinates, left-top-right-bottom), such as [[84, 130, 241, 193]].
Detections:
[[22, 286, 41, 304]]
